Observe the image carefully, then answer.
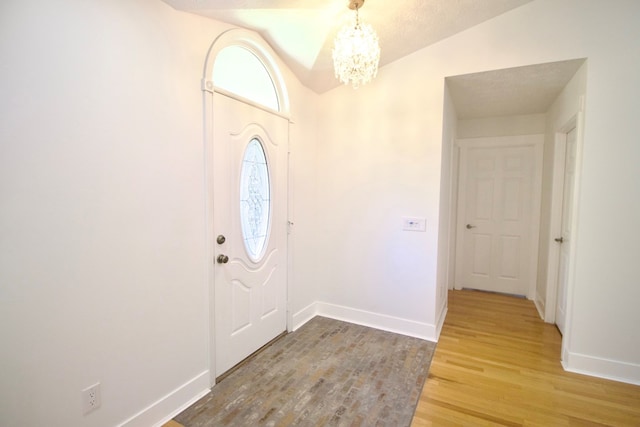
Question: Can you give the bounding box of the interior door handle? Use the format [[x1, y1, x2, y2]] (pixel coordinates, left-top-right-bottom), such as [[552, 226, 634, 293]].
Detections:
[[466, 224, 476, 229], [554, 237, 564, 243], [216, 254, 229, 264]]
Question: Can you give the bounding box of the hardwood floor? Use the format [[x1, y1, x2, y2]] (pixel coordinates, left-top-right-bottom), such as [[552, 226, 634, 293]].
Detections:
[[411, 290, 640, 426]]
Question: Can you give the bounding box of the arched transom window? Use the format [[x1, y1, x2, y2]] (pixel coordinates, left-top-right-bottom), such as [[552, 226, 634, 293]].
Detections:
[[213, 45, 279, 112]]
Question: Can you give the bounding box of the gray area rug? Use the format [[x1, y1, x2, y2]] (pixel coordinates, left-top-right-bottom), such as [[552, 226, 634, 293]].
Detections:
[[175, 316, 435, 426]]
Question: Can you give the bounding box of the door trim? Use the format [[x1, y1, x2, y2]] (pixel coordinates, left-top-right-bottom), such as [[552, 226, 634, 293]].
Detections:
[[544, 105, 585, 365], [453, 135, 544, 299], [543, 118, 575, 324]]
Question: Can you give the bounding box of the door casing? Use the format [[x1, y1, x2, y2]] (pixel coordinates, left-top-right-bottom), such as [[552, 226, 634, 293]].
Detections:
[[553, 126, 577, 335], [544, 108, 585, 367]]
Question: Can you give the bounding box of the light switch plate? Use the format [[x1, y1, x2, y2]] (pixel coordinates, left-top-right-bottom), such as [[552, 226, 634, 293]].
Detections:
[[402, 217, 426, 232]]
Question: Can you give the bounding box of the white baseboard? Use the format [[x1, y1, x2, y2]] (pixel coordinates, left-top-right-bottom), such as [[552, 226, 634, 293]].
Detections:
[[118, 370, 210, 427], [294, 301, 438, 342], [562, 351, 640, 386], [534, 293, 545, 321], [435, 304, 448, 340], [292, 301, 318, 331]]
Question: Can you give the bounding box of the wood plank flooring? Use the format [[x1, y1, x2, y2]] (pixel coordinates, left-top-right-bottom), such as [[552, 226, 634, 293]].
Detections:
[[411, 290, 640, 426]]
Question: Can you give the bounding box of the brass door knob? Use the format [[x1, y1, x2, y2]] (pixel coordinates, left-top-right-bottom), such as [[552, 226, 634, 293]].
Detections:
[[216, 254, 229, 264]]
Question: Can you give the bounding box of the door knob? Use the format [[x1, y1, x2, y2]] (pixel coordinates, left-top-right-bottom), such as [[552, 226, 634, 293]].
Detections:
[[216, 235, 226, 244], [216, 254, 229, 264], [554, 237, 564, 243], [466, 224, 476, 229]]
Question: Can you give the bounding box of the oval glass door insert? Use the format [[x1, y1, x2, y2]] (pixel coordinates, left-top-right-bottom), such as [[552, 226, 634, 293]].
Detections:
[[240, 138, 271, 261]]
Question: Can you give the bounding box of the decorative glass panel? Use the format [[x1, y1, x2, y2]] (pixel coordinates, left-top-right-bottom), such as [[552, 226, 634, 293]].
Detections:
[[213, 46, 279, 111], [240, 139, 270, 261]]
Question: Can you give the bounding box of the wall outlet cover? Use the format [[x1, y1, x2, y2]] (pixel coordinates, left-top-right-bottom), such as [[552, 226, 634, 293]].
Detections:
[[82, 383, 101, 415]]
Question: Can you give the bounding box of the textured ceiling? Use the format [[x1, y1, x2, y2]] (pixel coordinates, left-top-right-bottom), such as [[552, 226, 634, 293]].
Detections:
[[162, 0, 533, 93], [447, 59, 586, 119]]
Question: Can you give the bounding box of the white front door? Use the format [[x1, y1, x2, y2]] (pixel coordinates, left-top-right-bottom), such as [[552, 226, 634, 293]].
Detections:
[[455, 136, 543, 297], [555, 127, 577, 335], [213, 93, 288, 377]]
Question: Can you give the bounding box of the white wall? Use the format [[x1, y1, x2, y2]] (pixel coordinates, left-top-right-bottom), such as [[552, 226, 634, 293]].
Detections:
[[458, 114, 546, 139], [315, 61, 445, 340], [0, 1, 319, 426], [315, 0, 640, 382], [288, 89, 321, 328]]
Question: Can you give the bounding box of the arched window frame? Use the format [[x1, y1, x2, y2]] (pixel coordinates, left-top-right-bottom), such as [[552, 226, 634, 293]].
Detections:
[[202, 28, 290, 115]]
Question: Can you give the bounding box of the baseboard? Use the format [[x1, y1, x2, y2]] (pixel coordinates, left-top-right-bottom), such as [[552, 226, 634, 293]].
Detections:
[[315, 302, 438, 342], [562, 351, 640, 386], [292, 301, 318, 331], [534, 293, 545, 321], [117, 370, 210, 427], [435, 304, 448, 340]]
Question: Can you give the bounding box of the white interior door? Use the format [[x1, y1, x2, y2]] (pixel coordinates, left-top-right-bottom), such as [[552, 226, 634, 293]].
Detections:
[[213, 93, 288, 377], [555, 128, 577, 335], [455, 137, 542, 297]]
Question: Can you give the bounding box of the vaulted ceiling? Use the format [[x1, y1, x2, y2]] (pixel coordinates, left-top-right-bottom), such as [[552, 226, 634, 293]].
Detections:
[[161, 0, 585, 119], [162, 0, 534, 93]]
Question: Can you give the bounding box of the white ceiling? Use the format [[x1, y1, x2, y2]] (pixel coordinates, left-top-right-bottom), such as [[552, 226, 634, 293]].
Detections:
[[447, 59, 586, 119], [162, 0, 584, 119], [162, 0, 534, 93]]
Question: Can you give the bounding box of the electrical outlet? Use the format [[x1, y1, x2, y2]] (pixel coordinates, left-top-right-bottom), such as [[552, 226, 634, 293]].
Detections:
[[82, 383, 101, 415]]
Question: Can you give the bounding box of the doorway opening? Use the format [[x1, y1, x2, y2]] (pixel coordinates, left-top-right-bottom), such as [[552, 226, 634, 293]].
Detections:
[[443, 58, 587, 361]]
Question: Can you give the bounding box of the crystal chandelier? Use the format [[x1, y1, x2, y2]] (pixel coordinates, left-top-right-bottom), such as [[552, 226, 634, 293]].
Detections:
[[332, 0, 380, 89]]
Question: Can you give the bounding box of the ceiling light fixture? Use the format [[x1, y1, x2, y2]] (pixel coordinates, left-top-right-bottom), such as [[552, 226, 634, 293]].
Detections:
[[332, 0, 380, 89]]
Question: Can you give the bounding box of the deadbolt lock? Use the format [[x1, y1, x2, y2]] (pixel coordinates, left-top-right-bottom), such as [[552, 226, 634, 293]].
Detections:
[[216, 235, 226, 244]]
